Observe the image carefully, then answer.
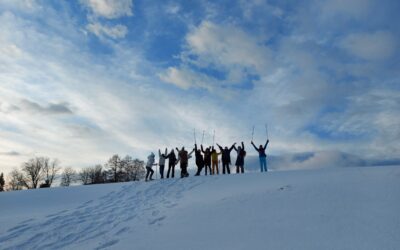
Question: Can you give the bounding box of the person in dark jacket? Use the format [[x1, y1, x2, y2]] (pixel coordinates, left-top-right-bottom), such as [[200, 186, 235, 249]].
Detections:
[[194, 144, 204, 176], [233, 142, 246, 173], [217, 143, 236, 174], [251, 140, 269, 172], [165, 149, 177, 178], [201, 145, 212, 175], [176, 147, 194, 178]]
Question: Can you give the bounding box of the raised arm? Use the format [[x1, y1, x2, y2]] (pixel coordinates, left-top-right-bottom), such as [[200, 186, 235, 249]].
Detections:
[[195, 144, 198, 151], [233, 145, 238, 152], [251, 141, 258, 151], [229, 143, 236, 152], [189, 149, 195, 157], [264, 140, 269, 150], [158, 149, 161, 157], [216, 143, 223, 151], [201, 145, 205, 153], [241, 141, 245, 150], [176, 147, 180, 153]]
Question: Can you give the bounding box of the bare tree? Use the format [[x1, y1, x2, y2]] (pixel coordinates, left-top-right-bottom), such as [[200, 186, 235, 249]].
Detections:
[[79, 168, 91, 185], [106, 154, 122, 182], [60, 167, 76, 187], [21, 157, 46, 189], [43, 158, 60, 186], [7, 169, 26, 190], [131, 158, 145, 181], [89, 165, 105, 184]]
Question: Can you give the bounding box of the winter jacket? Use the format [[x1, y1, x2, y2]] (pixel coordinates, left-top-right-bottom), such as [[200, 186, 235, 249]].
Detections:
[[165, 151, 177, 165], [146, 153, 156, 168], [234, 142, 246, 166], [201, 145, 212, 165], [194, 144, 204, 166], [211, 149, 221, 162], [217, 144, 235, 164], [252, 141, 269, 158], [159, 149, 167, 165]]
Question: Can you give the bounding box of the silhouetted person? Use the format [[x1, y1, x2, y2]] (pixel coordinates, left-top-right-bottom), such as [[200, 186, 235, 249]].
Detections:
[[211, 146, 221, 175], [233, 142, 246, 173], [165, 149, 177, 178], [217, 143, 236, 174], [251, 140, 269, 172], [158, 148, 167, 179], [201, 145, 212, 175], [145, 152, 156, 181], [194, 144, 204, 176], [176, 147, 194, 178]]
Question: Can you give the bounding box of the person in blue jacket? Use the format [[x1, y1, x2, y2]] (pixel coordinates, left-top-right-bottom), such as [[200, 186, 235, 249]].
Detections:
[[251, 140, 269, 172]]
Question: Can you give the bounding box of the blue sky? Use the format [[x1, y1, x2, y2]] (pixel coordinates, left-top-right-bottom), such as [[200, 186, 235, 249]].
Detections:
[[0, 0, 399, 173]]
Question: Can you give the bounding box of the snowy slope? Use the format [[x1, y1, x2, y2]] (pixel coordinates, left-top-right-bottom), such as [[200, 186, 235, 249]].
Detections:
[[0, 166, 399, 250]]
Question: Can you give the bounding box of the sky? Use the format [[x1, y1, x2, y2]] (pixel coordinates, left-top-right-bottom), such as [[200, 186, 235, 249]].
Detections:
[[0, 0, 399, 174]]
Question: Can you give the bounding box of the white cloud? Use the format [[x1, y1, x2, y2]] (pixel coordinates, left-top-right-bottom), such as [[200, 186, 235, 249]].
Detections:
[[80, 0, 133, 19], [184, 21, 271, 74], [87, 22, 128, 39], [340, 31, 397, 61], [161, 21, 272, 90]]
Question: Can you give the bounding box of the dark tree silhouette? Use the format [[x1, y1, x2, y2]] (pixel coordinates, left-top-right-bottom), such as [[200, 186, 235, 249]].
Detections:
[[61, 167, 77, 187], [0, 173, 5, 192]]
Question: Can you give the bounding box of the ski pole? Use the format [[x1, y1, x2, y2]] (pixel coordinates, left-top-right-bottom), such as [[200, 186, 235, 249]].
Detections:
[[212, 130, 215, 146], [194, 128, 197, 144], [201, 130, 205, 144], [265, 123, 269, 140], [251, 126, 255, 141]]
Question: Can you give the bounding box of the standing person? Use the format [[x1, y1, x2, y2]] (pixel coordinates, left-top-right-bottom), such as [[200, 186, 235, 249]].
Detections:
[[165, 149, 177, 178], [201, 145, 212, 175], [158, 148, 167, 179], [194, 144, 204, 176], [145, 152, 157, 181], [211, 146, 221, 175], [233, 142, 246, 173], [251, 140, 269, 172], [176, 147, 194, 178], [217, 143, 236, 174]]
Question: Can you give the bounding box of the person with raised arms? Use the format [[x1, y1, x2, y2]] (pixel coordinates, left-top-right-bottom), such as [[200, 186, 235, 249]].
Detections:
[[201, 145, 212, 175], [211, 146, 221, 175], [233, 142, 246, 173], [216, 143, 236, 174], [158, 148, 168, 179], [194, 144, 204, 176], [251, 140, 269, 172], [165, 149, 177, 178]]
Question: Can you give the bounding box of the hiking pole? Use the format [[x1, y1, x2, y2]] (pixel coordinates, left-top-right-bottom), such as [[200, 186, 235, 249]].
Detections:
[[265, 123, 269, 140], [251, 126, 255, 141], [212, 130, 215, 147], [201, 130, 205, 145], [194, 128, 197, 144]]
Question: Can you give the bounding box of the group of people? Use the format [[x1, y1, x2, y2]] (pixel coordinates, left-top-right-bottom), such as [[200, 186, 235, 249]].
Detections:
[[145, 140, 270, 181]]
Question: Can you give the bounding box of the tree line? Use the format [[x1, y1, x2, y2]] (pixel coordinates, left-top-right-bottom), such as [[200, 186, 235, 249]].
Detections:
[[0, 154, 145, 192]]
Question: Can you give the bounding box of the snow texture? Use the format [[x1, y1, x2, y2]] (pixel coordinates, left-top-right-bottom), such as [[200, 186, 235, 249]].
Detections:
[[0, 166, 399, 250]]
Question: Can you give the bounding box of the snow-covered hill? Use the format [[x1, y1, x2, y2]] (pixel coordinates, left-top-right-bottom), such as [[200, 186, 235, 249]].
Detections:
[[1, 166, 399, 250]]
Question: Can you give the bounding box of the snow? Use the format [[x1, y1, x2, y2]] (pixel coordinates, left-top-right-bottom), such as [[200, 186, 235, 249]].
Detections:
[[0, 166, 399, 250]]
